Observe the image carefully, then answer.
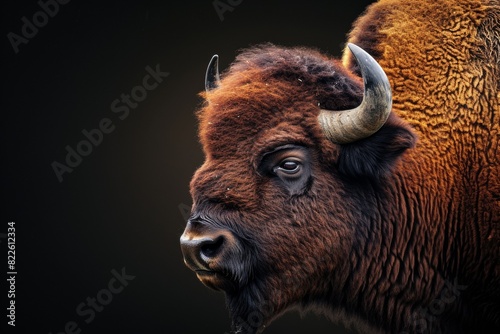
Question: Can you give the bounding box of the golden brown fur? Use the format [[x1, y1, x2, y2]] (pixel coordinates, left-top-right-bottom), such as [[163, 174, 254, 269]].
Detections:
[[345, 0, 500, 326]]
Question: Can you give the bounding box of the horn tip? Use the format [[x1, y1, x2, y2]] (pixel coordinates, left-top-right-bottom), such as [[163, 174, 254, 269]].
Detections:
[[205, 54, 221, 92]]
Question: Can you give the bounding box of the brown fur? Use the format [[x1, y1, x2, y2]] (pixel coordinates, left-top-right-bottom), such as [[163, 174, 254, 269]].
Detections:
[[185, 0, 500, 333]]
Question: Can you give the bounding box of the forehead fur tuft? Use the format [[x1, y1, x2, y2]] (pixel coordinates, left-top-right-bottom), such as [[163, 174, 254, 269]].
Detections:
[[200, 43, 362, 110]]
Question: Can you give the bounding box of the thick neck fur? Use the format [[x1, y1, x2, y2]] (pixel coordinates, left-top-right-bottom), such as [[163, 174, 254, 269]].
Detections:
[[322, 152, 498, 333]]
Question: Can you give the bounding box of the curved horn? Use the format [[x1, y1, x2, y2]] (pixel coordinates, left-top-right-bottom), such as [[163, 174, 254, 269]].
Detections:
[[205, 54, 221, 92], [318, 43, 392, 144]]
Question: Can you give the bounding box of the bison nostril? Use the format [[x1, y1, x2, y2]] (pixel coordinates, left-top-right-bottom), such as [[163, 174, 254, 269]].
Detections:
[[180, 233, 229, 272], [200, 236, 225, 259]]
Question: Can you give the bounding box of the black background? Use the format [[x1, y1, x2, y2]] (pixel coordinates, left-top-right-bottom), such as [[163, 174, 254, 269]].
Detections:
[[3, 1, 376, 333]]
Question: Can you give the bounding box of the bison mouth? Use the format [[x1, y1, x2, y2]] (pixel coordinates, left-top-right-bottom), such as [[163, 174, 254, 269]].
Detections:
[[194, 269, 236, 291]]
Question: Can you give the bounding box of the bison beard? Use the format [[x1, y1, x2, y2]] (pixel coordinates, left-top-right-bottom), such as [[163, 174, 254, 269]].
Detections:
[[180, 0, 500, 333]]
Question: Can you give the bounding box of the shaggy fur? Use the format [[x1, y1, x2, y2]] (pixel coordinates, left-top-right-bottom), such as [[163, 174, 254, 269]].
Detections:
[[183, 0, 500, 333]]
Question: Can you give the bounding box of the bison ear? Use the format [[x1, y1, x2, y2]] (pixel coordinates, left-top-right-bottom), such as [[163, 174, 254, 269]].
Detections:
[[337, 113, 416, 179]]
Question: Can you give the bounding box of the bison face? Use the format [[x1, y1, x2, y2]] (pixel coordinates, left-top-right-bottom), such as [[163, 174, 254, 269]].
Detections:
[[180, 44, 415, 333]]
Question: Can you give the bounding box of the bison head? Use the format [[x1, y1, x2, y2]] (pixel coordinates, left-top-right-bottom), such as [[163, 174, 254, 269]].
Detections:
[[180, 43, 416, 333]]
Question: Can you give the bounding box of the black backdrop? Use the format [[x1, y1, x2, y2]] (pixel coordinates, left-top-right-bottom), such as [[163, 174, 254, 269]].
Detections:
[[3, 1, 376, 333]]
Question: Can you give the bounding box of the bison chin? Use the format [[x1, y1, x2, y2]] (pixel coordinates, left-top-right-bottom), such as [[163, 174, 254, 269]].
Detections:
[[223, 260, 322, 334], [224, 282, 288, 334]]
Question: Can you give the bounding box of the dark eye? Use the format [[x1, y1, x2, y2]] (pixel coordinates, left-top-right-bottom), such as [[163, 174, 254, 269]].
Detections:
[[274, 159, 301, 175], [259, 145, 310, 195]]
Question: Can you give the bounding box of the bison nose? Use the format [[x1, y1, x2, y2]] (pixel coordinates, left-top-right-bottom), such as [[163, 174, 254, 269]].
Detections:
[[180, 222, 229, 272], [180, 235, 225, 271]]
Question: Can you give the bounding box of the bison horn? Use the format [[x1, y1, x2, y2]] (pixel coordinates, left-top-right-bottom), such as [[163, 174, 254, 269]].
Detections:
[[318, 43, 392, 144], [205, 54, 221, 92]]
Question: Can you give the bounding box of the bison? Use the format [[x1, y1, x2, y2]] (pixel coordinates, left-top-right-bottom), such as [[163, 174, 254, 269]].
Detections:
[[180, 0, 500, 333]]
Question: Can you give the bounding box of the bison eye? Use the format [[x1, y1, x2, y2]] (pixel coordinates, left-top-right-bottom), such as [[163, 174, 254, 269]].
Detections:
[[259, 145, 311, 195], [274, 159, 301, 175]]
